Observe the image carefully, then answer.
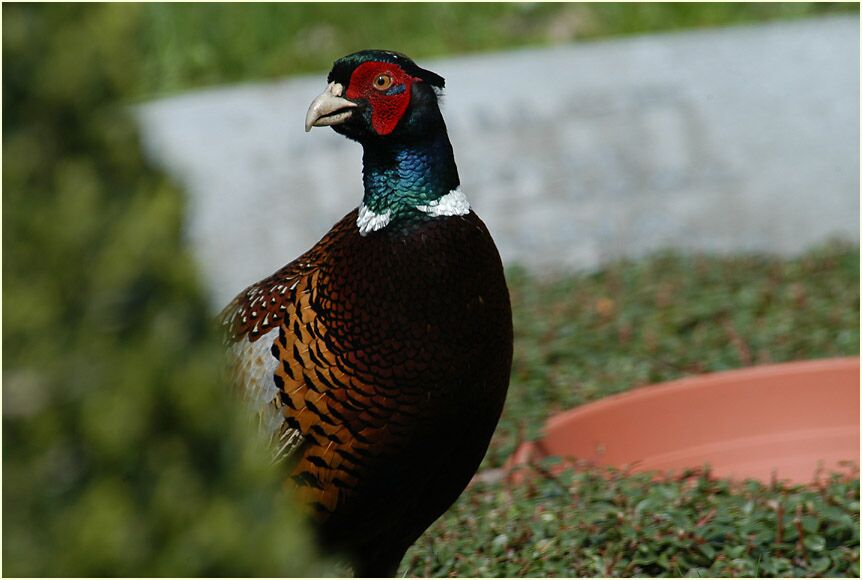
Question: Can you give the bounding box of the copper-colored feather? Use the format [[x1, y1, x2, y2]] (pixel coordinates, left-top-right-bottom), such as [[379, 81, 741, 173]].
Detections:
[[221, 208, 512, 575]]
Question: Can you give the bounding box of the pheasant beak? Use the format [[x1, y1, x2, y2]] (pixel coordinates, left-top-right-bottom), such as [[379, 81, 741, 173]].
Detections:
[[305, 82, 358, 132]]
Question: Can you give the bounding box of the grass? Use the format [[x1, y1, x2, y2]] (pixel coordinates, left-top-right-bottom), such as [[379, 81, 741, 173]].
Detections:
[[401, 242, 860, 576], [109, 2, 860, 99]]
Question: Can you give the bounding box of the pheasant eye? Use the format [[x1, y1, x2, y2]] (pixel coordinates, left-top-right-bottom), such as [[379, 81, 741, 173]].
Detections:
[[373, 73, 394, 91]]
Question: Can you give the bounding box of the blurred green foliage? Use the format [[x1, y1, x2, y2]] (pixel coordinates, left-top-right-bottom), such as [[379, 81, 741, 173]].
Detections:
[[56, 2, 862, 100], [3, 4, 327, 575]]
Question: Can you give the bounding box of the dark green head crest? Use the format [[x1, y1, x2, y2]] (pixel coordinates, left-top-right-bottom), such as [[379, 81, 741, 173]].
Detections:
[[327, 50, 445, 90]]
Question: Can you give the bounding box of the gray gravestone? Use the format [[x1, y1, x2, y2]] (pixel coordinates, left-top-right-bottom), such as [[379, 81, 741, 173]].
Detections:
[[136, 16, 859, 308]]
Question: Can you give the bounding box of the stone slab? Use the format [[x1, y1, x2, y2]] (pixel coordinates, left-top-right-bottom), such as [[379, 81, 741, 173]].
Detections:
[[136, 16, 860, 308]]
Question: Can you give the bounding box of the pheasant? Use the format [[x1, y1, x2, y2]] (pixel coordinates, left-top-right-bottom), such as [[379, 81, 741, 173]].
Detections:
[[220, 50, 513, 577]]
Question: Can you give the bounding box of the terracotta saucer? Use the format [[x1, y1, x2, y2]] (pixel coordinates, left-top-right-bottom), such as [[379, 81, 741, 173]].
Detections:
[[508, 357, 860, 484]]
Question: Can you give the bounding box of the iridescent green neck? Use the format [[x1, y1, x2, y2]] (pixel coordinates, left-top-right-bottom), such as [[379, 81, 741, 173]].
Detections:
[[361, 129, 460, 218]]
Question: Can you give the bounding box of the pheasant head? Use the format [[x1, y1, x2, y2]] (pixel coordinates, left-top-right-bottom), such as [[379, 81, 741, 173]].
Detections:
[[305, 50, 461, 234]]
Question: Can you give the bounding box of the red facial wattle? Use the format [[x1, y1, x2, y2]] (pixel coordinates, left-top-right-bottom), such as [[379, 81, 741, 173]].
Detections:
[[346, 61, 414, 136]]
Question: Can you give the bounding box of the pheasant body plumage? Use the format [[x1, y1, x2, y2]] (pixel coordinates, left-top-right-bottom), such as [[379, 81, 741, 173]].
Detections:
[[221, 50, 512, 576]]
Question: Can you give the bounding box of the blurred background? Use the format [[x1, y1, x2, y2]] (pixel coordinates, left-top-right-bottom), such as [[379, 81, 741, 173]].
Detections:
[[4, 3, 859, 577]]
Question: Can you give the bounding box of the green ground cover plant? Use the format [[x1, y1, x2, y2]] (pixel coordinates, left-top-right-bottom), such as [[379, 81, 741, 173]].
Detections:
[[494, 244, 860, 461], [405, 464, 860, 577], [403, 243, 860, 577]]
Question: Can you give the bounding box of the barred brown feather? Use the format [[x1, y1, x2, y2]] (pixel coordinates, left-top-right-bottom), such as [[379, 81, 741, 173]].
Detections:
[[221, 208, 512, 575]]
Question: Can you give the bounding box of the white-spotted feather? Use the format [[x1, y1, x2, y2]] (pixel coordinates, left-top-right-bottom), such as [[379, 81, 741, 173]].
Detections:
[[228, 327, 304, 462]]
